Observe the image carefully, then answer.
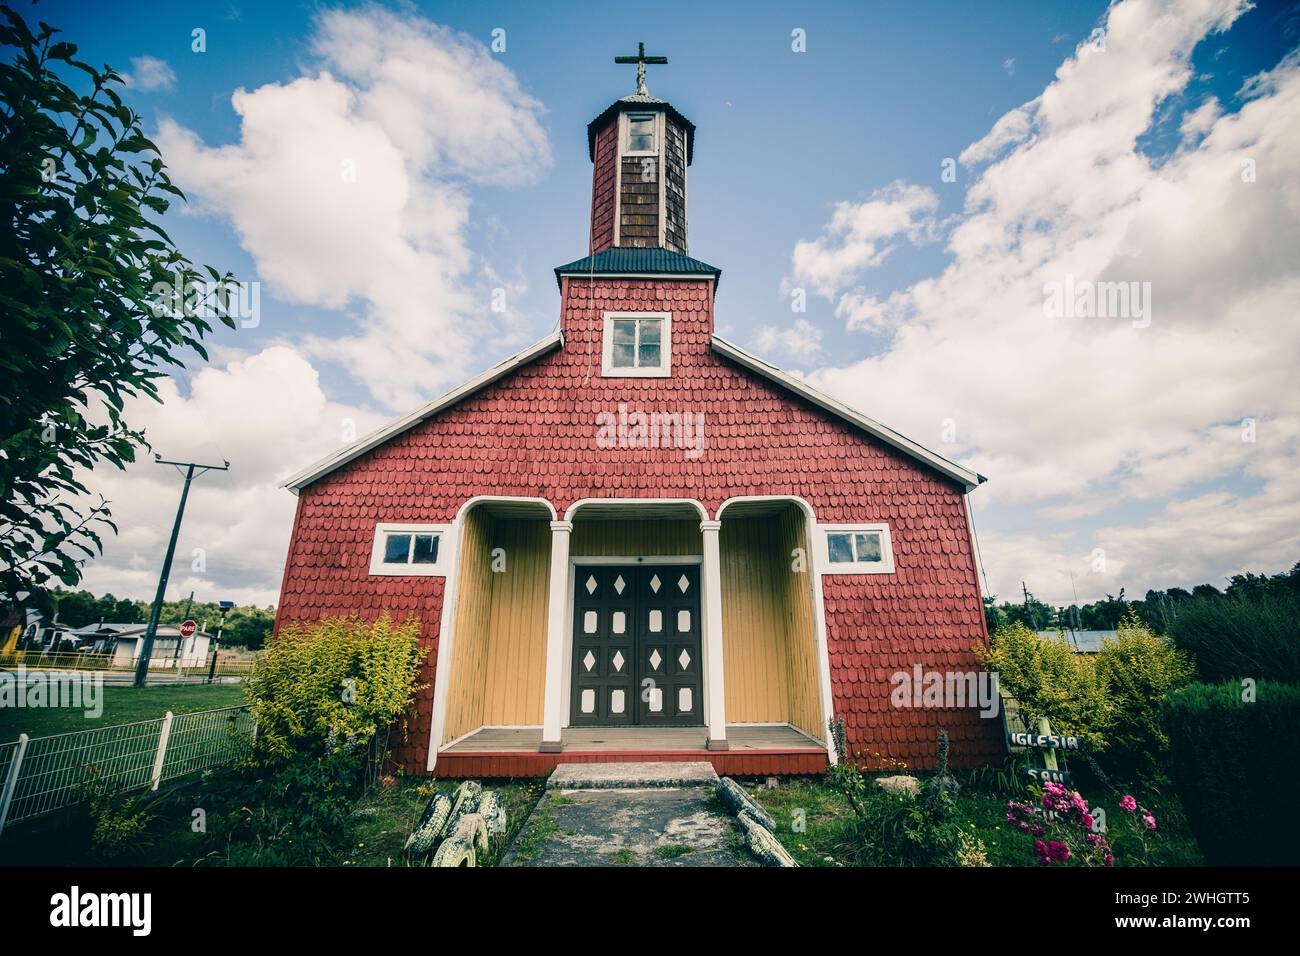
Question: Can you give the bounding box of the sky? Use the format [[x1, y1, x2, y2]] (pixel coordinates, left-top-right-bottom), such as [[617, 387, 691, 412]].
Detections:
[[27, 0, 1300, 609]]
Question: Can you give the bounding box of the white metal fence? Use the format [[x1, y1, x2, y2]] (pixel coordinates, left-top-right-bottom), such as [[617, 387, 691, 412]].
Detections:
[[0, 705, 253, 834]]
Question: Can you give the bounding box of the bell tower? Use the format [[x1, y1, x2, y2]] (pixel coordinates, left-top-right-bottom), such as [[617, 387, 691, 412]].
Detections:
[[587, 42, 695, 256]]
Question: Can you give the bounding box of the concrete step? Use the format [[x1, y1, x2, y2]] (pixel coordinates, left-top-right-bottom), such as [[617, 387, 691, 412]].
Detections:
[[547, 761, 719, 790]]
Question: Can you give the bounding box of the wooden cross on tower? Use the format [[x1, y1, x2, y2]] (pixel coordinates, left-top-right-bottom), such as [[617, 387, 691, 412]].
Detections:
[[615, 41, 668, 95]]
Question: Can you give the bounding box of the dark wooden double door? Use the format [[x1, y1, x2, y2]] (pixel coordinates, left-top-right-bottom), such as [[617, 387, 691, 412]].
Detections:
[[569, 565, 702, 727]]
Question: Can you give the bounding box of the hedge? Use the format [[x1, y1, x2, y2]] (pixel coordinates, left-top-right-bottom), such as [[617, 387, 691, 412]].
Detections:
[[1162, 680, 1300, 866]]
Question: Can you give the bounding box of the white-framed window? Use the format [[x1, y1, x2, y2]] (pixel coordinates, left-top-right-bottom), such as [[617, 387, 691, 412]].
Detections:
[[601, 311, 671, 377], [369, 523, 450, 576], [622, 111, 660, 155], [819, 523, 895, 574]]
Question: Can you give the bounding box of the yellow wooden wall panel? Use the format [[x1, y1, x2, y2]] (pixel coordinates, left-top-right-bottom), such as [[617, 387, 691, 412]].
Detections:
[[481, 520, 551, 726], [571, 520, 701, 556], [719, 508, 823, 739], [442, 508, 495, 743], [775, 508, 824, 741]]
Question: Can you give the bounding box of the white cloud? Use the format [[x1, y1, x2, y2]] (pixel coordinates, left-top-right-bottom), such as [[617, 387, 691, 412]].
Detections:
[[788, 182, 939, 298], [791, 0, 1300, 603], [78, 347, 386, 606], [155, 7, 551, 411], [122, 55, 176, 93], [1003, 57, 1017, 76], [1179, 94, 1222, 141], [754, 319, 824, 362]]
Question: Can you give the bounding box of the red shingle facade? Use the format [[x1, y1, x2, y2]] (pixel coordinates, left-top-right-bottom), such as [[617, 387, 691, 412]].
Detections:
[[276, 83, 1000, 778], [277, 273, 1000, 773]]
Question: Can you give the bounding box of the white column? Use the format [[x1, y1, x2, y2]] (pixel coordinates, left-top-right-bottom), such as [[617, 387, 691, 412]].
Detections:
[[540, 520, 573, 751], [700, 519, 728, 750]]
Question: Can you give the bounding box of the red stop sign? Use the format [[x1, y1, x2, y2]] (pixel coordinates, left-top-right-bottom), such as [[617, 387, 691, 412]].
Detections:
[[180, 619, 197, 639]]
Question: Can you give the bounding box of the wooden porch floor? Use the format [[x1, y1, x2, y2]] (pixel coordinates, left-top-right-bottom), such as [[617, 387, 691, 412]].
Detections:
[[442, 724, 824, 754]]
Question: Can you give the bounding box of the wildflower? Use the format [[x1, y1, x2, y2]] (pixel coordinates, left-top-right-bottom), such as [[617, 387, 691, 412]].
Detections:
[[1142, 811, 1157, 831], [1120, 795, 1137, 812]]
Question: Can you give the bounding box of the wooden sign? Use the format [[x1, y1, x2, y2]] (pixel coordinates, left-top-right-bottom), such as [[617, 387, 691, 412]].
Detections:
[[1007, 732, 1081, 750], [1025, 767, 1073, 785]]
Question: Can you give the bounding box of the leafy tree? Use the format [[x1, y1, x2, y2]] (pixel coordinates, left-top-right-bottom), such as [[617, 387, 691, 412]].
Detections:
[[0, 6, 233, 601]]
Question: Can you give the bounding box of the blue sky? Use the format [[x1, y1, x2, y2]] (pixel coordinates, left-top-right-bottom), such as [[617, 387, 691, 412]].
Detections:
[[35, 0, 1300, 607]]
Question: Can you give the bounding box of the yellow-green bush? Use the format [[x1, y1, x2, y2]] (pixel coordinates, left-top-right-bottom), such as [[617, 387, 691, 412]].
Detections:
[[1095, 612, 1196, 780], [247, 615, 426, 763], [975, 621, 1112, 751], [977, 615, 1196, 782]]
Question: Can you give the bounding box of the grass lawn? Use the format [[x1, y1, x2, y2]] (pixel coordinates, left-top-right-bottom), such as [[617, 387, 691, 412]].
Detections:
[[0, 682, 247, 741], [749, 775, 1205, 867], [0, 772, 545, 868]]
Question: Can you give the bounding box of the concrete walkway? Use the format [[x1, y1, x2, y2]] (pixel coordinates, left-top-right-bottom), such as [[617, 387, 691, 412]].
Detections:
[[503, 762, 755, 868]]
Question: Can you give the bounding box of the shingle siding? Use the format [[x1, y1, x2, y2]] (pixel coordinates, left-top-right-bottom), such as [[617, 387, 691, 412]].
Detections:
[[277, 276, 999, 773]]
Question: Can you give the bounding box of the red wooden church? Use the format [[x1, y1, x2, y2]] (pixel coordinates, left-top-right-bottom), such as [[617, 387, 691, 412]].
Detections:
[[276, 50, 1000, 777]]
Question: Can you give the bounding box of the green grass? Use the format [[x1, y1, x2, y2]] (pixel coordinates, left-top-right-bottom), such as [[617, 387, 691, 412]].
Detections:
[[0, 683, 246, 741], [748, 775, 1205, 868], [1, 772, 546, 868], [608, 848, 636, 865], [653, 844, 694, 859], [510, 789, 562, 863]]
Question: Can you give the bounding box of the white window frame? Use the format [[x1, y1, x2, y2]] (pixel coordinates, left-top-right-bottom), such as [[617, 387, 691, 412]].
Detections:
[[621, 110, 662, 156], [369, 522, 451, 576], [818, 523, 896, 574], [601, 311, 672, 378]]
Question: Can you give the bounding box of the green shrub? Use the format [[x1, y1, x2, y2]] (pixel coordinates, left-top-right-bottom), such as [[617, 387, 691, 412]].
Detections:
[[202, 749, 363, 866], [1094, 612, 1196, 781], [1162, 680, 1300, 865], [248, 614, 426, 774], [827, 722, 967, 866], [1168, 592, 1300, 684], [64, 766, 156, 861], [976, 621, 1112, 751]]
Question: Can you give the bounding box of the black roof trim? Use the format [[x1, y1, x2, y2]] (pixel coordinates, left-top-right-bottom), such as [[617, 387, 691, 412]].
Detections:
[[554, 247, 721, 290]]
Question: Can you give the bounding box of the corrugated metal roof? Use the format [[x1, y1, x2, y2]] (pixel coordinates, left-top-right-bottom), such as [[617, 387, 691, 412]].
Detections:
[[554, 248, 721, 288]]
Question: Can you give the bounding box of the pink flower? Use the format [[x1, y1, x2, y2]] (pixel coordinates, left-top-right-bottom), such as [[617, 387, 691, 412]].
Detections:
[[1120, 795, 1137, 812], [1082, 814, 1094, 830], [1048, 840, 1071, 863], [1142, 811, 1157, 831]]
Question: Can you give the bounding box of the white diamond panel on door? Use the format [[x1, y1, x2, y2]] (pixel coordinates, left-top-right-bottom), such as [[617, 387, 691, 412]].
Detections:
[[570, 565, 636, 727], [637, 564, 703, 726], [572, 564, 701, 728]]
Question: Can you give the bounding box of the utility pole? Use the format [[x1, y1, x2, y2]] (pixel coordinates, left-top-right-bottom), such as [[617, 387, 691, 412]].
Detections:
[[134, 456, 229, 687], [1022, 581, 1037, 630], [208, 600, 234, 685]]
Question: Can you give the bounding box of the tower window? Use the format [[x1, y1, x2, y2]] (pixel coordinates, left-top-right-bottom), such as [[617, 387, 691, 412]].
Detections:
[[625, 112, 658, 154], [601, 311, 672, 377]]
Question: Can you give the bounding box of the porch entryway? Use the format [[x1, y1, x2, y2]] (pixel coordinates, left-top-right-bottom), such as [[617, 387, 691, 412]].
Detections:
[[431, 497, 832, 777], [569, 564, 702, 727]]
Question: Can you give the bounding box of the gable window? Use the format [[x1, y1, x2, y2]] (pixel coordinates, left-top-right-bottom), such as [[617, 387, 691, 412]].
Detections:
[[370, 523, 450, 575], [625, 112, 658, 154], [602, 311, 671, 378], [820, 523, 895, 574]]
